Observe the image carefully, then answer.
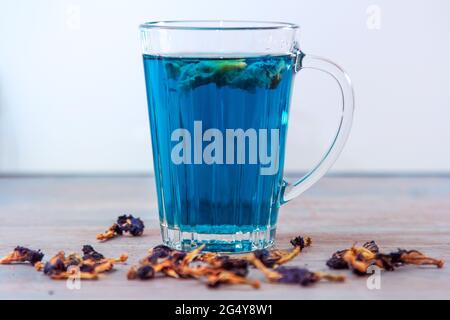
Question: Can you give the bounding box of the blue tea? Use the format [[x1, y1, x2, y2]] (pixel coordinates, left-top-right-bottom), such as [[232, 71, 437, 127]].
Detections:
[[143, 54, 295, 252]]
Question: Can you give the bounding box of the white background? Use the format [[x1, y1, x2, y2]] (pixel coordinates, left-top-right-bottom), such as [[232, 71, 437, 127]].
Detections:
[[0, 0, 449, 174]]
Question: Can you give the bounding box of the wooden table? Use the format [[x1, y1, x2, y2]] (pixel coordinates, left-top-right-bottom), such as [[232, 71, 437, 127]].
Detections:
[[0, 176, 448, 300]]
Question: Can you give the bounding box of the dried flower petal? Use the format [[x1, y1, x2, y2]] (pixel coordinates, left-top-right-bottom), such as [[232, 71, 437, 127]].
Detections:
[[97, 214, 145, 241], [290, 236, 312, 249], [0, 246, 44, 266], [96, 224, 120, 241], [117, 215, 145, 236], [82, 245, 105, 261]]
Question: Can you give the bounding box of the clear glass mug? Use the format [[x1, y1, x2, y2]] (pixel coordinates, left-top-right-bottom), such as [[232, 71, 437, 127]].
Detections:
[[140, 21, 354, 252]]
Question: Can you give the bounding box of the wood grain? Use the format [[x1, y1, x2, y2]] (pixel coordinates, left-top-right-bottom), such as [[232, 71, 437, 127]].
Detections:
[[0, 176, 449, 299]]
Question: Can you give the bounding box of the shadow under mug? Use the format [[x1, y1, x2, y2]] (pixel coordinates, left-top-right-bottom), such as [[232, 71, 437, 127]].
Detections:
[[140, 21, 354, 252]]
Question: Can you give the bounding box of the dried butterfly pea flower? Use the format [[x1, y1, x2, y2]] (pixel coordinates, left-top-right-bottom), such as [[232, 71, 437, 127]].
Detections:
[[117, 215, 145, 236], [39, 245, 127, 280], [97, 214, 145, 241], [327, 241, 444, 275], [82, 245, 105, 261], [290, 236, 312, 249], [129, 249, 182, 280], [0, 246, 44, 266]]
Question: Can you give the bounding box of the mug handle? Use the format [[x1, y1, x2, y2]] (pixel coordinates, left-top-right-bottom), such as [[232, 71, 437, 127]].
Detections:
[[281, 50, 355, 203]]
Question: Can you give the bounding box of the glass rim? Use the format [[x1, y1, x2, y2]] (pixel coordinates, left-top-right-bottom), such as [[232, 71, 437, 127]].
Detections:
[[139, 20, 299, 31]]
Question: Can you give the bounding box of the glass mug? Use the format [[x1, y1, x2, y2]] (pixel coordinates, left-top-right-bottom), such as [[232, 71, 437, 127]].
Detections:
[[140, 21, 354, 252]]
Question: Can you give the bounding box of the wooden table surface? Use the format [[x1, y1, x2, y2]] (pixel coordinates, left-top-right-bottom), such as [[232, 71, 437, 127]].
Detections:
[[0, 176, 449, 300]]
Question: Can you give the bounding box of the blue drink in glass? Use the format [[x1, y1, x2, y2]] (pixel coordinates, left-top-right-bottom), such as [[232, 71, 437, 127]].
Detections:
[[143, 54, 295, 252]]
